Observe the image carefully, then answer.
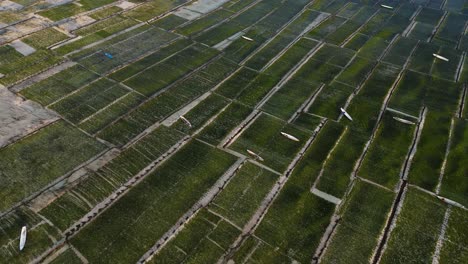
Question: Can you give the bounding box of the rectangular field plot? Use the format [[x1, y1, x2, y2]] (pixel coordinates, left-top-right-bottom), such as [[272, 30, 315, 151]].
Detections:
[[215, 67, 259, 99], [291, 120, 346, 192], [122, 0, 189, 22], [109, 38, 192, 82], [123, 43, 219, 96], [336, 56, 375, 87], [263, 37, 320, 77], [21, 27, 69, 49], [407, 42, 440, 74], [148, 209, 241, 264], [408, 112, 451, 191], [358, 113, 416, 189], [321, 180, 394, 264], [439, 207, 468, 263], [198, 102, 252, 145], [325, 20, 361, 46], [176, 9, 233, 36], [40, 126, 185, 231], [194, 0, 281, 46], [209, 162, 279, 226], [77, 27, 179, 74], [345, 63, 401, 134], [170, 94, 230, 135], [343, 33, 369, 51], [357, 36, 390, 60], [293, 112, 324, 132], [0, 121, 106, 212], [312, 43, 355, 68], [261, 78, 322, 121], [382, 36, 418, 67], [20, 64, 100, 106], [221, 0, 311, 64], [389, 71, 459, 117], [244, 9, 323, 70], [151, 14, 188, 30], [50, 78, 130, 123], [307, 16, 347, 40], [0, 50, 63, 86], [431, 46, 463, 81], [238, 195, 334, 263], [70, 140, 238, 263], [315, 129, 368, 198], [231, 119, 343, 263], [229, 113, 311, 172], [97, 57, 237, 145], [380, 187, 447, 263], [440, 119, 468, 207], [0, 220, 61, 263], [407, 22, 435, 42], [55, 16, 139, 55], [415, 7, 444, 25], [235, 130, 343, 262], [78, 92, 146, 134], [433, 13, 467, 48], [307, 81, 355, 120]]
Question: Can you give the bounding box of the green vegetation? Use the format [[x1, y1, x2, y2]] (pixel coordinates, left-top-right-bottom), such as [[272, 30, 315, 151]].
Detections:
[[151, 14, 188, 30], [439, 207, 468, 263], [0, 121, 106, 212], [321, 180, 394, 263], [50, 78, 129, 123], [40, 126, 185, 231], [209, 162, 279, 226], [308, 81, 355, 120], [71, 140, 237, 263], [123, 44, 219, 96], [380, 187, 447, 263], [149, 209, 241, 263], [0, 50, 63, 86], [359, 113, 416, 189], [20, 64, 100, 106], [230, 113, 311, 172], [171, 94, 229, 135], [440, 119, 468, 207], [22, 28, 69, 49], [409, 112, 451, 190]]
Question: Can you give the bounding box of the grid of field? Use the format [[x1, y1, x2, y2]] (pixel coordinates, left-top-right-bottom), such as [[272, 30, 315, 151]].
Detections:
[[0, 1, 467, 263]]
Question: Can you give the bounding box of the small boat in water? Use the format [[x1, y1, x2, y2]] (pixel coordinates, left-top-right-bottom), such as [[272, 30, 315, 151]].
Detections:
[[433, 53, 449, 62], [280, 132, 300, 142], [180, 115, 192, 128], [340, 107, 353, 121], [242, 36, 254, 41], [19, 226, 27, 251], [247, 149, 264, 161]]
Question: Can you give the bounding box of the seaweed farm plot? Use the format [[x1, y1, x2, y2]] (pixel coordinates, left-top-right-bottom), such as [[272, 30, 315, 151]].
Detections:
[[0, 121, 106, 212], [70, 140, 238, 263], [1, 1, 468, 263], [229, 113, 311, 173]]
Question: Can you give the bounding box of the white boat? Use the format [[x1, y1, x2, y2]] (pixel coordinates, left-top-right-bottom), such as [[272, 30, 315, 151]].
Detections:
[[393, 117, 416, 125], [340, 107, 353, 121], [280, 132, 299, 142], [247, 149, 264, 161], [180, 115, 192, 128], [19, 226, 27, 251], [242, 36, 254, 41], [381, 4, 394, 9], [433, 53, 449, 62]]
